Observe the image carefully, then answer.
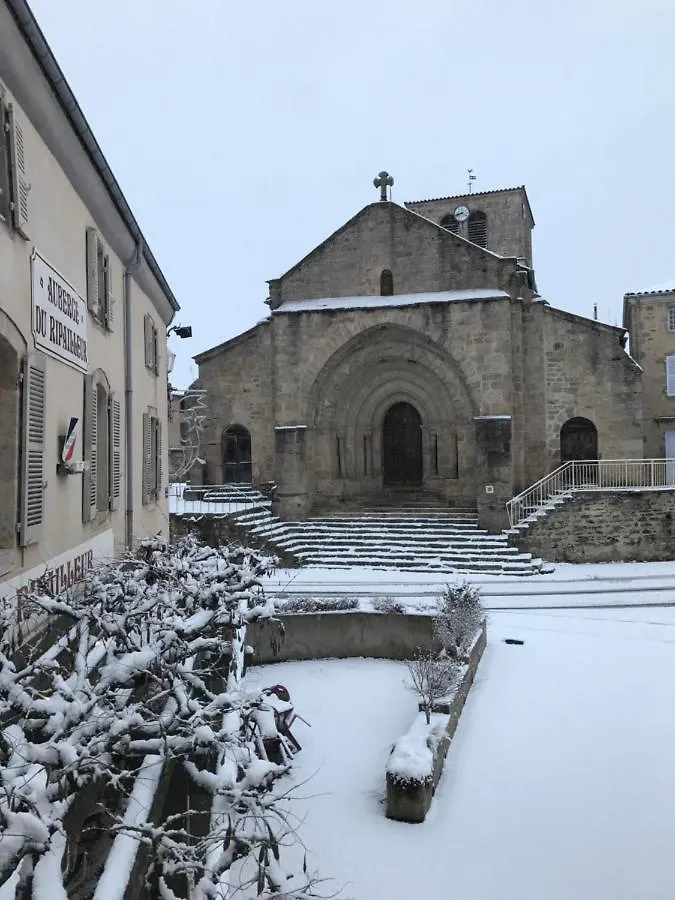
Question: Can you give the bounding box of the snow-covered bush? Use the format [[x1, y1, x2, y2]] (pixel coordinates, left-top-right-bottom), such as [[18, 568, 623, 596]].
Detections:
[[405, 653, 459, 725], [372, 596, 406, 614], [0, 536, 328, 899], [281, 596, 358, 614], [433, 580, 484, 659]]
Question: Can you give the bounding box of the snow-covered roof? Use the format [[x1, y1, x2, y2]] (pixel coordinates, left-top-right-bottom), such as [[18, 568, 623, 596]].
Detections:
[[273, 288, 509, 315], [625, 280, 675, 297]]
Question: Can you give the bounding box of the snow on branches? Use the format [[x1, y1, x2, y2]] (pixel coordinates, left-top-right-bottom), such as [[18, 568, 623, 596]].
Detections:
[[0, 537, 327, 899]]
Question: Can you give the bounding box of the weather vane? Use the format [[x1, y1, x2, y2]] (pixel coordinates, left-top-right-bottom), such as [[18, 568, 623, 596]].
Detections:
[[467, 168, 477, 193]]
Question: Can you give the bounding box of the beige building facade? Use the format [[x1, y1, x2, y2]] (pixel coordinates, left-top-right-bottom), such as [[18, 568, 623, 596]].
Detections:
[[196, 183, 643, 530], [623, 282, 675, 461], [0, 0, 180, 601]]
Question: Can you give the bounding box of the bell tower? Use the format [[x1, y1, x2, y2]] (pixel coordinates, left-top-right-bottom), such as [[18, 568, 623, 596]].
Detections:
[[405, 185, 535, 267]]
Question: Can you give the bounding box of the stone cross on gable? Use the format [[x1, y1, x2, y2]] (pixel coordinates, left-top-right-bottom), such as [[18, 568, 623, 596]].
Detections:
[[373, 171, 394, 201]]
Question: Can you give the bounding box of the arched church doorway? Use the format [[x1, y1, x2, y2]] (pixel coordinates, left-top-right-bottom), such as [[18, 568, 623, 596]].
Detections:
[[222, 425, 252, 483], [560, 417, 598, 462], [382, 402, 423, 484]]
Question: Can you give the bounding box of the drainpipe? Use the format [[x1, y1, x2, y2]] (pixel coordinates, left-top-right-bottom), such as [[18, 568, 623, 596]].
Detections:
[[124, 241, 143, 549]]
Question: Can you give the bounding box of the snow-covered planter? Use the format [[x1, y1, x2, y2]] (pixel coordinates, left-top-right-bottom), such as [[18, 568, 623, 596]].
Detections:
[[386, 621, 487, 823]]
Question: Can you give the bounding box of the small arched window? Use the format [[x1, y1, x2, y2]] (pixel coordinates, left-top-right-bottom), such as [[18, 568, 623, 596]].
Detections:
[[380, 269, 394, 296], [468, 210, 488, 248], [440, 213, 459, 234]]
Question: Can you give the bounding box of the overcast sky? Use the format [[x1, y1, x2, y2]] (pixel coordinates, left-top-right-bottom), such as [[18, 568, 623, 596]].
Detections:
[[30, 0, 675, 389]]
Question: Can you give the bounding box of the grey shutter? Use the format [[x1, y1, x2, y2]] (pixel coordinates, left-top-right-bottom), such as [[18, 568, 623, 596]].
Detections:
[[20, 353, 45, 545], [152, 325, 159, 375], [86, 228, 100, 316], [7, 104, 29, 237], [109, 393, 121, 510], [156, 417, 163, 498], [104, 254, 112, 330], [82, 375, 97, 522], [144, 315, 152, 370], [142, 412, 152, 504]]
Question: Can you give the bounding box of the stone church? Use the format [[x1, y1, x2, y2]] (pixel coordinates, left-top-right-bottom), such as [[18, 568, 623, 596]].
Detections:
[[194, 180, 642, 530]]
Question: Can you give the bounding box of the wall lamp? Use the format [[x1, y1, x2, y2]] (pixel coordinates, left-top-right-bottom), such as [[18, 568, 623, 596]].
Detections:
[[168, 324, 193, 339]]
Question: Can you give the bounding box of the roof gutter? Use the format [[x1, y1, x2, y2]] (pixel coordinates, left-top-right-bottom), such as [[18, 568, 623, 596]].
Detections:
[[5, 0, 179, 315]]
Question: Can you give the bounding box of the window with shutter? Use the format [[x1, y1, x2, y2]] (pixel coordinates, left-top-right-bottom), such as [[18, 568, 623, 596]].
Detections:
[[109, 394, 121, 510], [142, 412, 152, 505], [0, 94, 10, 224], [155, 417, 162, 497], [666, 356, 675, 397], [82, 374, 98, 522], [86, 228, 100, 318], [7, 104, 29, 238], [20, 353, 46, 546], [144, 315, 159, 375], [668, 309, 675, 332]]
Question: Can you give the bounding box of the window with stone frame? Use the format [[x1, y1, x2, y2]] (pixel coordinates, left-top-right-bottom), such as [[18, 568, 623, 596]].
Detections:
[[85, 228, 113, 329], [668, 308, 675, 332], [82, 370, 121, 522]]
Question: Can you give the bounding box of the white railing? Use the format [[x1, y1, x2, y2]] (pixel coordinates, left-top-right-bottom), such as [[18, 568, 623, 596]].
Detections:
[[168, 482, 273, 517], [506, 459, 675, 528]]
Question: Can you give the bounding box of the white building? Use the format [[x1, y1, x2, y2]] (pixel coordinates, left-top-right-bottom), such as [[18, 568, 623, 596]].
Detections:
[[0, 0, 180, 608]]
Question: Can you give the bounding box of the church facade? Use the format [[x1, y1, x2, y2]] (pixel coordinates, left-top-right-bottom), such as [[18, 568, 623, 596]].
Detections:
[[195, 183, 642, 530]]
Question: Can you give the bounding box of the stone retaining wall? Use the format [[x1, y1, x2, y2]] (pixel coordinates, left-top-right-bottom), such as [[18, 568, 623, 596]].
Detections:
[[386, 623, 487, 823], [514, 489, 675, 563], [249, 611, 438, 663]]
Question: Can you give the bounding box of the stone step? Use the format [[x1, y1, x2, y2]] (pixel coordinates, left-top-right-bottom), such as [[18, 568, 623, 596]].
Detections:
[[277, 542, 523, 557]]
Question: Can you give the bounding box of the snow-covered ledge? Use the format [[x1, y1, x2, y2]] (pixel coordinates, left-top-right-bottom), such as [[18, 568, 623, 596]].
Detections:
[[385, 623, 487, 823]]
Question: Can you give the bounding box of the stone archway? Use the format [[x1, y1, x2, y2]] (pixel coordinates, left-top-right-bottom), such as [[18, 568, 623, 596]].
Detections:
[[382, 402, 423, 484], [560, 417, 598, 462]]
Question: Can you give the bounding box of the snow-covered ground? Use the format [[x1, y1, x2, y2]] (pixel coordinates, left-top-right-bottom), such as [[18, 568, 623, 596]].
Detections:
[[251, 604, 675, 899]]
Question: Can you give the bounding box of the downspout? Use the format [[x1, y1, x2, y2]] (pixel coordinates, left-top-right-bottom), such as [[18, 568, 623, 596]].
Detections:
[[124, 241, 143, 549]]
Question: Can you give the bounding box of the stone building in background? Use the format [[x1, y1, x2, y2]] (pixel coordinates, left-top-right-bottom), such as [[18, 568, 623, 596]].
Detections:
[[623, 282, 675, 461], [195, 180, 643, 530]]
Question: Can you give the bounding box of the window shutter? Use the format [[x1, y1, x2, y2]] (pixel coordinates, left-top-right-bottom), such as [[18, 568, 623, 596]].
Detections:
[[86, 228, 100, 316], [7, 104, 29, 238], [20, 353, 45, 546], [109, 393, 122, 510], [156, 417, 163, 498], [144, 315, 152, 370], [152, 325, 159, 375], [666, 356, 675, 398], [104, 254, 113, 330], [82, 375, 97, 522], [142, 412, 152, 504]]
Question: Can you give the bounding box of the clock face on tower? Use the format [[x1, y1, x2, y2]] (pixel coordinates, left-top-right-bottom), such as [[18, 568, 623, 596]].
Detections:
[[454, 205, 470, 222]]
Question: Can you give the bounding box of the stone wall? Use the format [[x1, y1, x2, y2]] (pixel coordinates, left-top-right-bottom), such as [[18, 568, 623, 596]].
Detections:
[[514, 489, 675, 563], [269, 201, 515, 305], [195, 323, 275, 486], [249, 611, 439, 664]]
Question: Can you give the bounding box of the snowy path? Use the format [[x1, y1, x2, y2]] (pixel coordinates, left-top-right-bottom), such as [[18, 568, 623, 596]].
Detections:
[[265, 560, 675, 609], [252, 606, 675, 900]]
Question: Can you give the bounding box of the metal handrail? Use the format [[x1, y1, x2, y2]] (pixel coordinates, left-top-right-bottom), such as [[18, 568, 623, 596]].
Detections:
[[506, 459, 675, 528]]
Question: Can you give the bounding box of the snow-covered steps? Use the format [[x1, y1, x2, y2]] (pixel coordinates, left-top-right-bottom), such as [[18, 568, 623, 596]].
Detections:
[[230, 507, 543, 575]]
